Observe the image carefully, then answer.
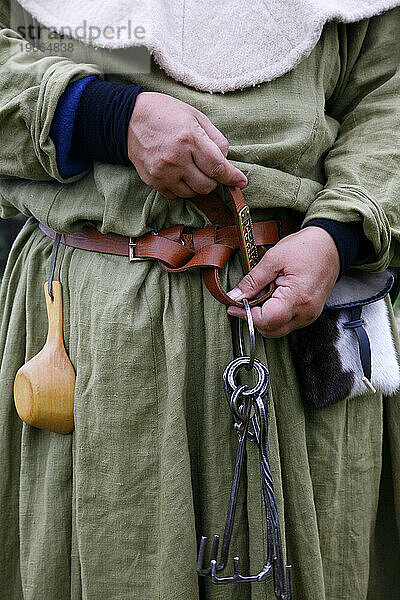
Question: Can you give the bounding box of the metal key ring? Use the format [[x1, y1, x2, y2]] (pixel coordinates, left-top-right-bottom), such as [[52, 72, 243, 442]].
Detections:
[[237, 298, 256, 370], [224, 356, 269, 398]]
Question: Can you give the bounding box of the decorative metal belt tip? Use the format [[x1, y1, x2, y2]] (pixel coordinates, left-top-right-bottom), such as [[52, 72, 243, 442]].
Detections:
[[237, 204, 259, 272], [197, 300, 293, 598]]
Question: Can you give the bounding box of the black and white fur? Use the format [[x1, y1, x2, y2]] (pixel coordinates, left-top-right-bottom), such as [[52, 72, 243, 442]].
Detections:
[[290, 271, 400, 408]]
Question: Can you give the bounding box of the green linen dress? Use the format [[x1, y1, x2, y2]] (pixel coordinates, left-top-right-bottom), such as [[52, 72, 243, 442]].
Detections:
[[1, 2, 400, 598]]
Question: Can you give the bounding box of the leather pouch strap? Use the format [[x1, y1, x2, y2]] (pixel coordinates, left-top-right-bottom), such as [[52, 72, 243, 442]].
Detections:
[[343, 306, 372, 381]]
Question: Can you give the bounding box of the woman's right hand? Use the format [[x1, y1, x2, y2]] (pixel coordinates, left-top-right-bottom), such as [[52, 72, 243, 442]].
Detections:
[[127, 91, 247, 199]]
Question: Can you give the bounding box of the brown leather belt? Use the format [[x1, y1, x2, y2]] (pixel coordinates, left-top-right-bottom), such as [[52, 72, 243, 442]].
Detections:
[[39, 187, 300, 307]]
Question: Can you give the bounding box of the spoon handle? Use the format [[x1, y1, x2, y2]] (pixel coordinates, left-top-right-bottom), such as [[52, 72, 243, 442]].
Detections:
[[45, 281, 65, 346]]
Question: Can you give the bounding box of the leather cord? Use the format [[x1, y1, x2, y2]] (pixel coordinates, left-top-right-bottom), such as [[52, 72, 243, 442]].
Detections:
[[47, 233, 62, 299]]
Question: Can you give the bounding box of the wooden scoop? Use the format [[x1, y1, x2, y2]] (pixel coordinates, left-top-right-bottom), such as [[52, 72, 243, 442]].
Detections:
[[14, 281, 75, 434]]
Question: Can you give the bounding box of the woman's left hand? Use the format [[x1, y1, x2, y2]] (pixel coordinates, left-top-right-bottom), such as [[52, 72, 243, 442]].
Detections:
[[227, 226, 340, 338]]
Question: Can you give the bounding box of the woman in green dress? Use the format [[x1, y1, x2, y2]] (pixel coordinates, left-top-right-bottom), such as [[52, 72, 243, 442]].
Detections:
[[0, 0, 400, 598]]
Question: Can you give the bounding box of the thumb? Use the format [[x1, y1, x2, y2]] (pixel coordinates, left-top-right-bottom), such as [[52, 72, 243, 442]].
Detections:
[[227, 256, 278, 302]]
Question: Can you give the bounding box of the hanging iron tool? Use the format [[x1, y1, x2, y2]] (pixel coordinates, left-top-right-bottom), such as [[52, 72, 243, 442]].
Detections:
[[197, 188, 293, 597], [197, 302, 293, 597]]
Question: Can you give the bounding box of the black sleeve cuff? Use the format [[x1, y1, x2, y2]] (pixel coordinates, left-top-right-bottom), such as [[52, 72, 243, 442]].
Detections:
[[70, 79, 146, 167], [303, 218, 365, 276]]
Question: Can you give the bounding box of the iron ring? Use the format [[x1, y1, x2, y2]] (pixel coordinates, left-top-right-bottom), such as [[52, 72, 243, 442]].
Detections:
[[224, 356, 269, 398]]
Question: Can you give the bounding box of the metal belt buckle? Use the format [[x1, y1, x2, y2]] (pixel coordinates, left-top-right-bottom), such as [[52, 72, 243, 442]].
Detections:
[[129, 233, 158, 263]]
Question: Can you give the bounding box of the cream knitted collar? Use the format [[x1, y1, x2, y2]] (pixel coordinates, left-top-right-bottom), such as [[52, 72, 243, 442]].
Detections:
[[15, 0, 400, 92]]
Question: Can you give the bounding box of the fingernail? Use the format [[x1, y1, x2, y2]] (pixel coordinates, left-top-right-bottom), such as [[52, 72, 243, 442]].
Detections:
[[238, 178, 247, 187], [227, 287, 243, 301]]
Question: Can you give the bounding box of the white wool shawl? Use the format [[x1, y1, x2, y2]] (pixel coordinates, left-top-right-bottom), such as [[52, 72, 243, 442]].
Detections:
[[14, 0, 400, 91]]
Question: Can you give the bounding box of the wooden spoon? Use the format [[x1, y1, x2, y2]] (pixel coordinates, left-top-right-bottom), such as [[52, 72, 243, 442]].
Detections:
[[14, 281, 75, 434]]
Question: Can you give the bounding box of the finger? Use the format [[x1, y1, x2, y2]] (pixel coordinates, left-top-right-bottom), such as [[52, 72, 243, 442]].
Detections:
[[160, 189, 177, 199], [228, 300, 297, 338], [182, 163, 218, 195], [251, 297, 295, 334], [192, 130, 247, 188], [228, 280, 296, 326], [227, 295, 294, 329], [166, 179, 197, 198], [194, 112, 229, 156], [256, 316, 298, 338], [227, 258, 279, 303], [227, 306, 246, 318]]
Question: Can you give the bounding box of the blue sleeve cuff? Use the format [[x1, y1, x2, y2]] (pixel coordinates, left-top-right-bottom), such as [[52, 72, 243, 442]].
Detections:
[[50, 75, 97, 178]]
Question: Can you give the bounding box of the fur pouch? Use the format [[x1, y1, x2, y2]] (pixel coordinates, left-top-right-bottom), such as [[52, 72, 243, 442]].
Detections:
[[290, 270, 400, 408]]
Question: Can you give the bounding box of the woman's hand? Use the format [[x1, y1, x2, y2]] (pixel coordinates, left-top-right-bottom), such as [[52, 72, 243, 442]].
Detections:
[[127, 92, 247, 198], [227, 227, 340, 337]]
